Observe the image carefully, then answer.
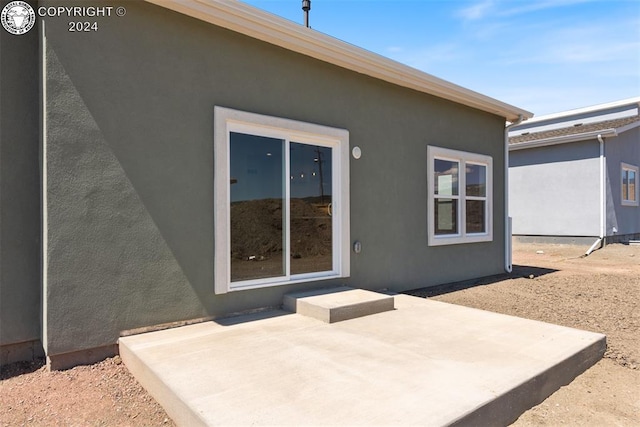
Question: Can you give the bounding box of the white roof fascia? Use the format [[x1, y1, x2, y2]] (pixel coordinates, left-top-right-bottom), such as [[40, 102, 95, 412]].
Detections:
[[509, 129, 618, 151], [616, 119, 640, 135], [509, 110, 638, 136], [521, 97, 640, 125], [145, 0, 532, 122]]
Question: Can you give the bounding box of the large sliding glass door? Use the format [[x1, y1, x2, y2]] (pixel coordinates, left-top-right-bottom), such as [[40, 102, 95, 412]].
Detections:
[[214, 107, 349, 294]]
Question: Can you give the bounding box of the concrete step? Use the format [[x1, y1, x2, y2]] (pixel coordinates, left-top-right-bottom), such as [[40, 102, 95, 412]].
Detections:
[[283, 286, 394, 323]]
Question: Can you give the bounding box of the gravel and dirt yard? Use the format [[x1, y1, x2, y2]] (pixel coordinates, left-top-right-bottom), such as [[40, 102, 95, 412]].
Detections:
[[423, 242, 640, 426], [1, 242, 638, 426]]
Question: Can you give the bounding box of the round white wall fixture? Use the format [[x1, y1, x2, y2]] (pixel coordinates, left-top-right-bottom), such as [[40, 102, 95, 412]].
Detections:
[[352, 146, 362, 159]]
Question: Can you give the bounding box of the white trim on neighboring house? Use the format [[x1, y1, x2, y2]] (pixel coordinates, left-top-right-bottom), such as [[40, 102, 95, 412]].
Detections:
[[616, 119, 640, 134], [214, 107, 350, 294], [621, 162, 639, 207], [517, 97, 640, 125], [145, 0, 531, 122]]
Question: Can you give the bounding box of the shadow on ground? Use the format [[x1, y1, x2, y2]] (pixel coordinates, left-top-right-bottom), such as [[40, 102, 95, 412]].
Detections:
[[0, 358, 45, 381], [405, 265, 558, 298]]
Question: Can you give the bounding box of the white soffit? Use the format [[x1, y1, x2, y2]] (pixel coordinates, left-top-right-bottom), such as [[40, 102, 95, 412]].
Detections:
[[520, 97, 640, 125], [510, 97, 640, 135], [145, 0, 532, 122]]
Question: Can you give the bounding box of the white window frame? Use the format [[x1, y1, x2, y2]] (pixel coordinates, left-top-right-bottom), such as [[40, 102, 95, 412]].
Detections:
[[214, 107, 350, 294], [427, 146, 493, 246], [621, 162, 639, 207]]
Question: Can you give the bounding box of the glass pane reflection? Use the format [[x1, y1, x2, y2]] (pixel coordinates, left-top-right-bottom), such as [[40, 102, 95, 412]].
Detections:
[[290, 142, 333, 274], [466, 164, 486, 197], [229, 132, 285, 282], [435, 198, 458, 235], [466, 200, 486, 233], [434, 159, 458, 196]]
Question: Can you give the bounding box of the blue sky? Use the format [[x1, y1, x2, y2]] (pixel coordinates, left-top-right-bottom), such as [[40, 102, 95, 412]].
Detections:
[[242, 0, 640, 117]]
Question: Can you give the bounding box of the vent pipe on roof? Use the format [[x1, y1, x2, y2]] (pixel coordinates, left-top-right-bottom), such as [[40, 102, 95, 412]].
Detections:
[[302, 0, 311, 27]]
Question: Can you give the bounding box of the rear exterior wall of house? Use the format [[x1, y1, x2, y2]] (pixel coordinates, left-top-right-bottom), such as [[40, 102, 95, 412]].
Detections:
[[29, 0, 508, 365], [0, 0, 43, 365]]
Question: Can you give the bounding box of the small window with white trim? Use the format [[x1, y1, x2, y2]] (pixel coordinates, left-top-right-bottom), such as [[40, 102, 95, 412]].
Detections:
[[427, 146, 493, 246], [214, 107, 350, 294], [621, 163, 638, 206]]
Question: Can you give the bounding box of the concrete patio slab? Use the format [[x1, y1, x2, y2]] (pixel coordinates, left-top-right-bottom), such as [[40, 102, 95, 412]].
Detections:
[[119, 294, 605, 427]]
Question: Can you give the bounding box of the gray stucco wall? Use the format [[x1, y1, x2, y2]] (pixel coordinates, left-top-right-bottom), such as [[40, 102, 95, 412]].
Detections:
[[509, 140, 601, 236], [0, 0, 42, 355], [604, 128, 640, 237], [41, 0, 507, 357]]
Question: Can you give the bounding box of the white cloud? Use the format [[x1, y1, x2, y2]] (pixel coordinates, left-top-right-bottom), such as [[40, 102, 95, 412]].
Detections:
[[386, 46, 404, 53], [457, 0, 494, 21], [498, 0, 596, 17], [456, 0, 592, 22], [548, 41, 639, 64], [498, 18, 640, 66], [391, 9, 639, 116]]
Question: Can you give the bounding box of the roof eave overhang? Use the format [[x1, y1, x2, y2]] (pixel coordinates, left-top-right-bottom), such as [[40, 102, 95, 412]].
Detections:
[[509, 129, 618, 151], [145, 0, 533, 122], [615, 119, 640, 134], [518, 97, 640, 125]]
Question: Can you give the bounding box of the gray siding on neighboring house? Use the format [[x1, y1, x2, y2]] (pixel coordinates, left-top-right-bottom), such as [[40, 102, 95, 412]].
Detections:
[[41, 0, 507, 359], [0, 1, 42, 361], [605, 127, 640, 237], [509, 140, 601, 237]]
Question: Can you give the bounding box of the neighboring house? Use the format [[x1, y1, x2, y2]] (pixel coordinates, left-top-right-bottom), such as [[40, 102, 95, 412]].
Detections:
[[509, 97, 640, 246], [0, 0, 531, 368]]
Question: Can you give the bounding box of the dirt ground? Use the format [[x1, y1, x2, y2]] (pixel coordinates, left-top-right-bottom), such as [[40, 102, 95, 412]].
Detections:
[[426, 242, 640, 426], [0, 355, 174, 427], [1, 242, 638, 426]]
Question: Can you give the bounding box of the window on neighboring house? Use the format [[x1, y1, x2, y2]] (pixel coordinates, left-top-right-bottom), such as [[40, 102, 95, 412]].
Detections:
[[427, 146, 493, 246], [214, 107, 350, 294], [621, 163, 638, 206]]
